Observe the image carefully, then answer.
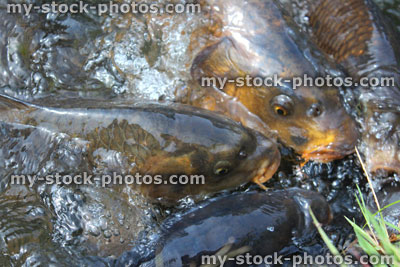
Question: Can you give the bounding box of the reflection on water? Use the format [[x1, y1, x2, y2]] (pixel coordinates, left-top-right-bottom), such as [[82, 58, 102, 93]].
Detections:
[[98, 8, 203, 99], [0, 5, 105, 95], [0, 185, 63, 266], [0, 0, 399, 265], [40, 184, 154, 258], [0, 0, 206, 100], [0, 0, 398, 99]]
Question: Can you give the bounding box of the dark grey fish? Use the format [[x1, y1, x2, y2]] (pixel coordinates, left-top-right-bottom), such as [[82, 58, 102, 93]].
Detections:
[[117, 188, 332, 266]]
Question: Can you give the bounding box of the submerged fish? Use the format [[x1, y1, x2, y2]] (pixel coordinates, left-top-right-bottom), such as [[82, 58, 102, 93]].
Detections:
[[305, 0, 400, 175], [117, 188, 332, 266], [0, 185, 57, 265], [0, 94, 280, 201], [181, 0, 359, 163]]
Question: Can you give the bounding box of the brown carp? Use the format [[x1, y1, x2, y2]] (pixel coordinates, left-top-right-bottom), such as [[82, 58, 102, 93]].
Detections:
[[0, 94, 280, 201], [305, 0, 400, 175], [182, 0, 359, 163]]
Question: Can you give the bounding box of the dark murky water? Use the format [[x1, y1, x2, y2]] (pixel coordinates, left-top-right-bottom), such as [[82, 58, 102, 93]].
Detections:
[[0, 0, 399, 266]]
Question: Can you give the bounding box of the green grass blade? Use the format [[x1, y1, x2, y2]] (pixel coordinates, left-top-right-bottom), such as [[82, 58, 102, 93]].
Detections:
[[309, 207, 348, 267], [345, 217, 379, 255], [373, 200, 400, 217], [384, 221, 400, 233]]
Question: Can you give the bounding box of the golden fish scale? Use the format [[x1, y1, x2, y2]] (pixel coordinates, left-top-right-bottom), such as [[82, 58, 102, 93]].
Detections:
[[85, 119, 160, 171]]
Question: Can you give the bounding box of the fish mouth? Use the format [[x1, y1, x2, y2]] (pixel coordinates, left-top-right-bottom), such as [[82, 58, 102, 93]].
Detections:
[[299, 116, 359, 163], [367, 152, 400, 176], [252, 149, 281, 189], [370, 163, 400, 176], [301, 146, 355, 163]]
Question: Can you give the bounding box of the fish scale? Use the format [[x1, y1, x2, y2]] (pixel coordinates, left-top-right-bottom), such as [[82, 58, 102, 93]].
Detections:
[[310, 0, 373, 63]]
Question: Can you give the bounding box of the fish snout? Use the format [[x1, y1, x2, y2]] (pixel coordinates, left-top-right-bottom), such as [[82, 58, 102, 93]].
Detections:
[[251, 132, 281, 186], [302, 112, 360, 162], [331, 118, 360, 156], [326, 108, 360, 153], [366, 149, 400, 177], [253, 131, 280, 162]]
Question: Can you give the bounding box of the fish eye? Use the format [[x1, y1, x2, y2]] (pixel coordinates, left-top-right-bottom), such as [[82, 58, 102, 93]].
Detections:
[[215, 168, 230, 175], [238, 149, 247, 158], [214, 161, 232, 176], [274, 106, 288, 116], [271, 95, 294, 116], [307, 103, 323, 117]]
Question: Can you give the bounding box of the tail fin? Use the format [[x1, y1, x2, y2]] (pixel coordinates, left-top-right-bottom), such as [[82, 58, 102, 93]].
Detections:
[[0, 94, 32, 110]]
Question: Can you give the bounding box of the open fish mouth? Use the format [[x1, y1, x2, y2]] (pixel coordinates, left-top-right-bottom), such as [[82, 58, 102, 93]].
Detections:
[[301, 146, 355, 163], [252, 150, 281, 190]]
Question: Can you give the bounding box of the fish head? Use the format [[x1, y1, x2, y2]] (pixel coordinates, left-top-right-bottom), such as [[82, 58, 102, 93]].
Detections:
[[359, 89, 400, 176], [140, 111, 280, 201], [222, 84, 359, 163], [190, 36, 359, 163], [292, 85, 359, 162]]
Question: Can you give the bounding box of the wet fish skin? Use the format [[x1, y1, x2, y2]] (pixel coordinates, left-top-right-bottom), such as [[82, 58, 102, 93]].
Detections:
[[0, 94, 280, 201], [184, 0, 359, 163], [117, 188, 332, 266], [305, 0, 400, 175]]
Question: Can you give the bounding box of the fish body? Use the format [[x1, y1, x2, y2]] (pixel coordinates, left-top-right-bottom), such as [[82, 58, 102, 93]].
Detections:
[[183, 0, 359, 163], [0, 94, 279, 201], [305, 0, 400, 174], [117, 188, 332, 266]]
